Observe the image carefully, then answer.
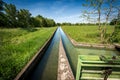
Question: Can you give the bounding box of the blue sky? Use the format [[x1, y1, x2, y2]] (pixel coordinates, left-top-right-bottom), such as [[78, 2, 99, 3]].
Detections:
[[4, 0, 86, 23]]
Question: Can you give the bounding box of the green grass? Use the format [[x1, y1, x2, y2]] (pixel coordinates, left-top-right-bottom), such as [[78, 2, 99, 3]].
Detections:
[[62, 25, 114, 44], [0, 27, 56, 80]]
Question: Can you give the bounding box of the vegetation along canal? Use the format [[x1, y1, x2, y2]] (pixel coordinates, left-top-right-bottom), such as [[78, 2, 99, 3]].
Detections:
[[24, 27, 120, 80]]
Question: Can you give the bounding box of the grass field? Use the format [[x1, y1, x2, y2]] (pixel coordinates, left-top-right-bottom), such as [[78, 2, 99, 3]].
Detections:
[[0, 27, 56, 80], [62, 25, 114, 44]]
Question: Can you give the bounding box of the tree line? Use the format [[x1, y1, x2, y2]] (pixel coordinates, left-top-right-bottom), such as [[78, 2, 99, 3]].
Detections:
[[57, 22, 111, 26], [0, 0, 56, 28]]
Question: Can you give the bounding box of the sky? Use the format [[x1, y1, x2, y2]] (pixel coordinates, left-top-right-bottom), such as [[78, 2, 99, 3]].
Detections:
[[4, 0, 86, 23]]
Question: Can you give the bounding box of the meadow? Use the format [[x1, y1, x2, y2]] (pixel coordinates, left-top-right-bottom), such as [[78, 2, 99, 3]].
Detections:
[[0, 27, 56, 80], [62, 25, 114, 44], [0, 25, 116, 80]]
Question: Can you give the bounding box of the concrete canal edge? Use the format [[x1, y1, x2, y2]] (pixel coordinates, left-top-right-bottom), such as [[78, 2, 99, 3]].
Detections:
[[57, 38, 75, 80], [60, 28, 116, 50], [14, 28, 57, 80], [66, 33, 117, 50]]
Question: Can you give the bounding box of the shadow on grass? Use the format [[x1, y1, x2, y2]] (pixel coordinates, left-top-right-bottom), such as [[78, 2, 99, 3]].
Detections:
[[20, 28, 38, 32]]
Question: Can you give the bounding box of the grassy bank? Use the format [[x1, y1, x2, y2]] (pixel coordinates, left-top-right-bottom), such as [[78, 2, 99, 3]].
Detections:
[[0, 27, 56, 80], [62, 25, 114, 44]]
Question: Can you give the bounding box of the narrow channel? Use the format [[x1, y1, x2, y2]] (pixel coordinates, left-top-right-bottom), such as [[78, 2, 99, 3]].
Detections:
[[29, 27, 60, 80], [27, 27, 119, 80], [59, 27, 78, 76]]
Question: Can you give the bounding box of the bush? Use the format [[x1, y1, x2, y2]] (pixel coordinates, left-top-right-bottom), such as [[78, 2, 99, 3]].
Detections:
[[110, 25, 120, 43]]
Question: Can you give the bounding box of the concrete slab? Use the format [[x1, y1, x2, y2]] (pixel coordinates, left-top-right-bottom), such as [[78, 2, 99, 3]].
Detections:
[[57, 38, 75, 80]]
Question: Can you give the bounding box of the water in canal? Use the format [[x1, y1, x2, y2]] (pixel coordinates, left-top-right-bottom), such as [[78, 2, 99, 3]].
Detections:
[[30, 27, 60, 80], [29, 27, 120, 80]]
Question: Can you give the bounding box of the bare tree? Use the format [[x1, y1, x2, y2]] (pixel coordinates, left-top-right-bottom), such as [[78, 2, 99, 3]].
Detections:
[[83, 0, 119, 43]]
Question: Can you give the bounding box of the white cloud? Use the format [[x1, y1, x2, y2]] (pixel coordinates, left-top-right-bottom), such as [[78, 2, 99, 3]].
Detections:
[[55, 14, 81, 23], [54, 5, 68, 14]]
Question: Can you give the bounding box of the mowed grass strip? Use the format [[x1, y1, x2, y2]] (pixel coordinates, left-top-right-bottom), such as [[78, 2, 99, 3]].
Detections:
[[0, 27, 56, 80], [62, 25, 114, 44]]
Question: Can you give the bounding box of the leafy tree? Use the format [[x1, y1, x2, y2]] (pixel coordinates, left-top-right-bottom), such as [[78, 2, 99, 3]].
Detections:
[[35, 15, 56, 27], [110, 19, 118, 25], [110, 25, 120, 43], [0, 1, 56, 28], [0, 0, 7, 27], [109, 10, 120, 43], [17, 9, 31, 28], [30, 17, 41, 27], [50, 19, 56, 26], [4, 3, 18, 27], [61, 22, 72, 26], [35, 15, 47, 27], [41, 17, 47, 27], [0, 0, 4, 13], [56, 23, 61, 26], [45, 18, 56, 27]]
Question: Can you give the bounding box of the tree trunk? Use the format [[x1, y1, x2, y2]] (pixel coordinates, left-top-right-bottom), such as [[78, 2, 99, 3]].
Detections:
[[98, 9, 101, 30], [100, 28, 104, 43]]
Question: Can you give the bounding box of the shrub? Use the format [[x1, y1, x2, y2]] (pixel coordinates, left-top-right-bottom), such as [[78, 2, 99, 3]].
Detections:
[[110, 25, 120, 43]]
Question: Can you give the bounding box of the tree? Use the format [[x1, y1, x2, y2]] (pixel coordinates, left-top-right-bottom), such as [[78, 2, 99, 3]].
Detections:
[[45, 18, 56, 27], [30, 17, 41, 27], [83, 0, 103, 29], [35, 15, 47, 27], [0, 0, 4, 13], [0, 1, 56, 28], [111, 9, 120, 25], [17, 9, 31, 28], [110, 25, 120, 43], [35, 15, 56, 27], [4, 3, 18, 27], [83, 0, 119, 43], [109, 9, 120, 43], [110, 18, 118, 25], [0, 0, 7, 27]]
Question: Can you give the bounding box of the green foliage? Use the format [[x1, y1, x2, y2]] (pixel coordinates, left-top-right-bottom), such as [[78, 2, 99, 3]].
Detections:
[[110, 19, 118, 25], [0, 27, 56, 80], [0, 0, 8, 27], [0, 1, 56, 28], [61, 22, 72, 26], [56, 22, 107, 26], [17, 9, 31, 28], [35, 15, 47, 27], [110, 25, 120, 43], [30, 17, 41, 27], [0, 13, 8, 27], [0, 0, 4, 12], [35, 15, 56, 27], [110, 12, 120, 25], [45, 18, 56, 27], [4, 3, 18, 27]]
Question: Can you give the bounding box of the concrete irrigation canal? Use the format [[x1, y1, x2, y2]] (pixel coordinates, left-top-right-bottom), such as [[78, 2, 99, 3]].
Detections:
[[15, 27, 120, 80]]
